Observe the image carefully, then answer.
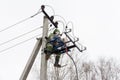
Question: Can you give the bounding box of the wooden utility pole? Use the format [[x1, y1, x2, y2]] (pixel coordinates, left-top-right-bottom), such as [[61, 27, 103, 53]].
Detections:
[[20, 38, 42, 80], [40, 16, 48, 80]]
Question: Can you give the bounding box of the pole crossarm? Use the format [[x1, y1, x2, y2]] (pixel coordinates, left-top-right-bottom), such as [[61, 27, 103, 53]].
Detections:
[[41, 5, 58, 28], [64, 32, 83, 52], [51, 45, 76, 53]]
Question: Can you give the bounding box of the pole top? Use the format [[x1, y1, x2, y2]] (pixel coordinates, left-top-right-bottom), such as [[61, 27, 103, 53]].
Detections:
[[41, 5, 45, 11]]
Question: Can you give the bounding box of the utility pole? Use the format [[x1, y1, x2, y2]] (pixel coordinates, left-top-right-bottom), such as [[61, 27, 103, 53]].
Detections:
[[20, 38, 42, 80], [40, 16, 48, 80], [20, 5, 86, 80]]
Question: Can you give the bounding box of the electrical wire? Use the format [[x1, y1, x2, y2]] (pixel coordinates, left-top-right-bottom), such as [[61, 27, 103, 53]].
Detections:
[[53, 15, 67, 33], [0, 28, 54, 55], [0, 11, 42, 33], [66, 22, 86, 51], [66, 21, 78, 41], [65, 44, 79, 80], [48, 27, 55, 34], [56, 20, 65, 34], [49, 20, 65, 35], [53, 15, 67, 25], [44, 5, 55, 15], [0, 34, 42, 54], [0, 17, 30, 33], [0, 26, 42, 46], [66, 21, 83, 48], [67, 33, 86, 52], [66, 21, 74, 36]]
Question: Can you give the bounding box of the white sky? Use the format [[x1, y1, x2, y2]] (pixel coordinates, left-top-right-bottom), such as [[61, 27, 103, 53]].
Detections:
[[0, 0, 120, 80]]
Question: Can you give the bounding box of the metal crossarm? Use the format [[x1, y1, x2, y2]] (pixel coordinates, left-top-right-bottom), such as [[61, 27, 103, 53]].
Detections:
[[52, 45, 76, 53], [41, 5, 58, 28], [64, 32, 83, 52]]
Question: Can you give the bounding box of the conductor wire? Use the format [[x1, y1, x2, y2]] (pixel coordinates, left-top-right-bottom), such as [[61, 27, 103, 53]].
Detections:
[[0, 11, 42, 33], [0, 26, 42, 46], [0, 34, 42, 54]]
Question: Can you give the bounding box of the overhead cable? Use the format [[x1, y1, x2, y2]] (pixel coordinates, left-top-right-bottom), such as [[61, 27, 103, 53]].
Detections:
[[0, 11, 42, 33], [0, 26, 42, 46], [66, 22, 86, 51], [0, 28, 54, 54], [56, 20, 65, 34], [66, 21, 74, 35], [44, 5, 55, 15], [53, 15, 67, 25], [0, 34, 42, 54], [66, 21, 77, 41], [65, 44, 79, 80]]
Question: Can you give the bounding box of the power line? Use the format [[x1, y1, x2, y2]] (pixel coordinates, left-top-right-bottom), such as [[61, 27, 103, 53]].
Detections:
[[0, 34, 42, 54], [66, 21, 74, 34], [0, 28, 54, 54], [65, 44, 79, 80], [0, 11, 42, 33], [56, 20, 65, 34], [44, 5, 55, 15], [53, 15, 67, 25], [0, 26, 42, 46], [66, 21, 77, 41]]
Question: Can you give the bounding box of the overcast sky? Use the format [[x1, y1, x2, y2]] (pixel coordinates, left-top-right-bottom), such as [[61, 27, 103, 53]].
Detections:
[[0, 0, 120, 80]]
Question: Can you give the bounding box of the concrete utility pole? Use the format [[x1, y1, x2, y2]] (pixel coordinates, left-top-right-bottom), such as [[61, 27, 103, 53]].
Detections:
[[20, 38, 42, 80], [40, 16, 48, 80]]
